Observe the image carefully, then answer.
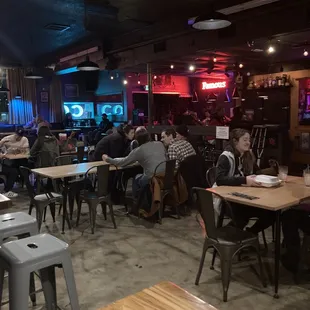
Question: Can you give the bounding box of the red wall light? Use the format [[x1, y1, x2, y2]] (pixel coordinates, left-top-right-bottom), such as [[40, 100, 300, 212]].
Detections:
[[202, 81, 227, 90]]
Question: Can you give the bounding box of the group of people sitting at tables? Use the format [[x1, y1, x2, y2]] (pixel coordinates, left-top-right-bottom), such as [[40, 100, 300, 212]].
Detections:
[[0, 120, 308, 275]]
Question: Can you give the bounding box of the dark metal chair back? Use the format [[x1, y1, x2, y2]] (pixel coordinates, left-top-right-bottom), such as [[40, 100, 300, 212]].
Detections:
[[85, 164, 110, 197], [192, 187, 218, 240], [154, 159, 176, 191], [20, 166, 36, 199], [206, 166, 217, 187], [76, 146, 85, 163], [55, 155, 77, 166]]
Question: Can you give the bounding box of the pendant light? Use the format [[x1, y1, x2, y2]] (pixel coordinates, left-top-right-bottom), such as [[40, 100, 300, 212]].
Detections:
[[0, 85, 10, 92], [232, 87, 240, 99], [207, 92, 217, 102], [77, 55, 99, 71], [192, 11, 231, 30], [24, 71, 43, 79]]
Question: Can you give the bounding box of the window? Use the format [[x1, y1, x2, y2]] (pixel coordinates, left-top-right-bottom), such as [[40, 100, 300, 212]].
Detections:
[[0, 69, 9, 123]]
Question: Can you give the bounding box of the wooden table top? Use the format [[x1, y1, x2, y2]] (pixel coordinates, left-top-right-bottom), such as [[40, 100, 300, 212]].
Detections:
[[98, 282, 218, 310], [32, 161, 137, 179], [208, 176, 310, 211], [1, 153, 30, 160]]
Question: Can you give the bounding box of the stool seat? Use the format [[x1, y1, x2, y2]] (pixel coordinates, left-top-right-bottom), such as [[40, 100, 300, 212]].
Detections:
[[0, 233, 68, 266], [0, 212, 37, 244], [34, 192, 62, 202], [0, 233, 79, 310]]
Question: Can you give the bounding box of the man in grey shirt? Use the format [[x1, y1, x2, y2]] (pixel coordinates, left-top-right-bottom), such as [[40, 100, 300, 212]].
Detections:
[[102, 129, 166, 197]]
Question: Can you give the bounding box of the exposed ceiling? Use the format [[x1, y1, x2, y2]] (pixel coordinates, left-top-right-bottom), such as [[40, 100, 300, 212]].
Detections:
[[0, 0, 286, 67]]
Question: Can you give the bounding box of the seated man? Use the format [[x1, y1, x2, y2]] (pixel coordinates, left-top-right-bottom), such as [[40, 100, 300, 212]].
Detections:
[[161, 125, 196, 169], [281, 207, 310, 273], [0, 128, 29, 197]]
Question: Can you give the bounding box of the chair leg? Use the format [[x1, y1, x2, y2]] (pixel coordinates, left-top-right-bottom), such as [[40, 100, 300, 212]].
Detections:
[[108, 201, 117, 229], [68, 191, 75, 220], [175, 205, 181, 219], [90, 203, 97, 234], [76, 199, 83, 227], [101, 202, 107, 220], [195, 239, 209, 285], [220, 255, 233, 302], [29, 272, 37, 306], [43, 207, 47, 222], [210, 249, 217, 270], [50, 203, 56, 222], [29, 203, 33, 215], [40, 266, 57, 310], [272, 223, 275, 243], [58, 203, 62, 215], [36, 206, 43, 231], [158, 193, 164, 225], [261, 229, 268, 251]]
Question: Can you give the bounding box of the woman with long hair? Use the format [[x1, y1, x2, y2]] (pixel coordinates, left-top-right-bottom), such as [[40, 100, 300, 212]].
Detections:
[[215, 128, 275, 234]]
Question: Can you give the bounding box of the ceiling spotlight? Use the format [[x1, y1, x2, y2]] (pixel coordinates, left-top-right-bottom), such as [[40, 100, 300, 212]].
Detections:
[[123, 80, 128, 85], [239, 63, 244, 68], [189, 65, 195, 71], [304, 49, 309, 57], [110, 76, 114, 80], [170, 64, 174, 69], [247, 72, 251, 76], [138, 80, 141, 84], [213, 56, 217, 62], [154, 75, 157, 79], [191, 12, 231, 30], [267, 45, 275, 54]]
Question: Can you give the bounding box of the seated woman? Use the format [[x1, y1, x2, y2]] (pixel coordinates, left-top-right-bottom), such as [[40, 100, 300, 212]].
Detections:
[[0, 128, 29, 197], [102, 129, 167, 198], [30, 126, 59, 167], [215, 128, 275, 234]]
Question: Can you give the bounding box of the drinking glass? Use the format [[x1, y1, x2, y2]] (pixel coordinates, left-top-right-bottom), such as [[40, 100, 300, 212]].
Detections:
[[304, 170, 310, 187], [278, 165, 288, 182]]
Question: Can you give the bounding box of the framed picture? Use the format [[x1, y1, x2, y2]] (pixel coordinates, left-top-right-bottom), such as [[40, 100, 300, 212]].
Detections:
[[65, 84, 79, 98], [40, 91, 49, 103]]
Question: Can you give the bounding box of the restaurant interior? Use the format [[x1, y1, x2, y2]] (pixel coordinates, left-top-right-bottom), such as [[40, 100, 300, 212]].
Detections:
[[1, 0, 310, 309]]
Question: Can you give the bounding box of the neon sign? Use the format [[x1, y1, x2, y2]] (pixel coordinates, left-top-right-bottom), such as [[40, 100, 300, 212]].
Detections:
[[101, 104, 123, 116], [202, 81, 227, 90]]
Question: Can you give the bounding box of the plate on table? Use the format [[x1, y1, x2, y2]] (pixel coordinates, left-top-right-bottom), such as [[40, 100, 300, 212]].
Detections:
[[255, 175, 282, 188]]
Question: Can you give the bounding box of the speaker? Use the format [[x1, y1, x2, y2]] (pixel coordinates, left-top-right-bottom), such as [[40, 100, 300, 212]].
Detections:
[[82, 71, 99, 92]]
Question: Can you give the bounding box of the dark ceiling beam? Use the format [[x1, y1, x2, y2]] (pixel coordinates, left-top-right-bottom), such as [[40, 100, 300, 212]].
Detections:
[[105, 1, 310, 69]]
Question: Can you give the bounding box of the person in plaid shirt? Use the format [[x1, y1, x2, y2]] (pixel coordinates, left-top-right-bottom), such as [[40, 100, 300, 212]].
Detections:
[[161, 125, 196, 168]]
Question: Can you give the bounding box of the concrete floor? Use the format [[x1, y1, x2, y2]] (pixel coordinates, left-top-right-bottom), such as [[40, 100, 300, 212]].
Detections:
[[1, 185, 310, 310]]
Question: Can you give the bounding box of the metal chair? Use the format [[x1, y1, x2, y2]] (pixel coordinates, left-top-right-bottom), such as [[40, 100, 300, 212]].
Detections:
[[76, 165, 116, 234], [20, 167, 63, 231], [152, 159, 177, 224], [206, 166, 216, 188], [207, 166, 269, 251], [193, 187, 266, 302]]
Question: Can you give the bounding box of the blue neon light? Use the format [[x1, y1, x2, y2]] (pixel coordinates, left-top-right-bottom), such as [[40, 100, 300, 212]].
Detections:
[[55, 67, 79, 75]]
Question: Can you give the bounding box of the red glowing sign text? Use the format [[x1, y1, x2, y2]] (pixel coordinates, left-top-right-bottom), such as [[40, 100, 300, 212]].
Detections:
[[202, 81, 227, 90]]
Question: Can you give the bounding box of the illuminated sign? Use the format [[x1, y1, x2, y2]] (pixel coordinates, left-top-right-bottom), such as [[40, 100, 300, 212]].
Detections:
[[100, 104, 123, 116], [63, 102, 94, 119], [202, 81, 227, 90]]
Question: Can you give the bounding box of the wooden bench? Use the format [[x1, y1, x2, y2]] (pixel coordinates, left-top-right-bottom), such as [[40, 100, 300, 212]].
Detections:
[[0, 193, 12, 210], [98, 281, 218, 310]]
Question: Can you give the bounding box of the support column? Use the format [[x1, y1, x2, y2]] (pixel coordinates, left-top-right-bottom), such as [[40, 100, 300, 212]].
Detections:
[[147, 63, 153, 128]]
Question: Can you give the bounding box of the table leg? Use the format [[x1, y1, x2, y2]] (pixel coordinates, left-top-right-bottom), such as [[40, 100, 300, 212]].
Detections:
[[274, 210, 281, 299], [61, 187, 71, 234]]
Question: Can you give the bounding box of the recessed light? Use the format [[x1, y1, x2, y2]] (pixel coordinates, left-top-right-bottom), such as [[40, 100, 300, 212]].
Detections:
[[170, 64, 174, 69], [189, 65, 195, 71], [267, 45, 275, 54]]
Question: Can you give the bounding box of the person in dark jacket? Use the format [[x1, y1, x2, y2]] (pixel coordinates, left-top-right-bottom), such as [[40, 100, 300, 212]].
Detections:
[[215, 128, 275, 234], [93, 124, 134, 161], [99, 113, 113, 132], [30, 126, 59, 167], [63, 113, 74, 128]]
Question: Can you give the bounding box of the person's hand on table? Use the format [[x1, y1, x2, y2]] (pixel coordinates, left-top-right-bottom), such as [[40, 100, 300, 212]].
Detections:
[[102, 154, 108, 162], [246, 175, 261, 187]]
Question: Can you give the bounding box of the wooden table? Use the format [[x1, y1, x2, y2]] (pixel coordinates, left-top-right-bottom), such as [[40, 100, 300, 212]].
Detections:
[[208, 176, 310, 299], [98, 282, 218, 310], [32, 161, 138, 233], [0, 193, 12, 210], [1, 153, 30, 160]]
